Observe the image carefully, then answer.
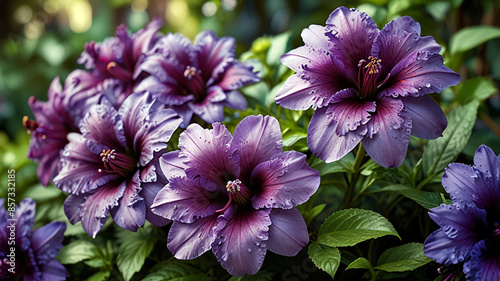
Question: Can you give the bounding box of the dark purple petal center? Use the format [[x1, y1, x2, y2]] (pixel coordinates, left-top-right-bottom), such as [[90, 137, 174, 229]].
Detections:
[[216, 179, 252, 213], [183, 66, 206, 101], [98, 149, 138, 177], [356, 56, 389, 99]]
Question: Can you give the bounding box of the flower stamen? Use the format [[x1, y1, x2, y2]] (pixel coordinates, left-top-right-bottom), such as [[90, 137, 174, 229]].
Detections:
[[98, 149, 137, 177], [183, 66, 205, 101]]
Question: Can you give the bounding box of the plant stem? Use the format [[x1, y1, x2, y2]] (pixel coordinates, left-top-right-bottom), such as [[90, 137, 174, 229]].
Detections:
[[341, 143, 366, 209]]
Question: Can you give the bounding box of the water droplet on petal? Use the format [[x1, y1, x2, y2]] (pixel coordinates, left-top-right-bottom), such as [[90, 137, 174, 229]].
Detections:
[[247, 248, 252, 252]]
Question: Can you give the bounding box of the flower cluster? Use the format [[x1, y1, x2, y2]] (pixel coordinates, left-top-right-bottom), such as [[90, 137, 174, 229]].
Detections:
[[151, 115, 320, 275], [277, 7, 460, 167], [424, 145, 500, 280], [0, 198, 67, 281]]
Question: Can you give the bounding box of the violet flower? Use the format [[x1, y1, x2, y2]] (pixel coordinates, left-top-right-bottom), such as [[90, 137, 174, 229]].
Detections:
[[137, 30, 260, 125], [53, 92, 182, 237], [25, 70, 104, 186], [276, 7, 460, 167], [152, 115, 320, 276], [78, 19, 162, 107], [424, 145, 500, 280], [0, 198, 67, 281]]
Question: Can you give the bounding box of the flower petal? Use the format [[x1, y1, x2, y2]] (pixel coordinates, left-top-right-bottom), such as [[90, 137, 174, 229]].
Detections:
[[188, 97, 225, 123], [373, 16, 441, 78], [425, 203, 487, 265], [194, 31, 235, 83], [325, 7, 379, 78], [473, 144, 500, 183], [40, 259, 68, 281], [167, 215, 219, 260], [442, 163, 481, 206], [362, 97, 411, 168], [222, 90, 247, 111], [277, 48, 349, 111], [16, 198, 36, 251], [151, 176, 226, 223], [179, 122, 240, 187], [463, 239, 500, 281], [31, 221, 66, 264], [159, 151, 188, 179], [328, 88, 376, 136], [380, 52, 460, 98], [64, 194, 85, 224], [54, 133, 119, 195], [80, 180, 127, 237], [267, 208, 309, 256], [307, 106, 363, 163], [110, 171, 146, 232], [230, 115, 282, 180], [402, 95, 446, 139], [251, 151, 320, 209], [216, 61, 260, 91], [212, 208, 271, 276], [141, 180, 171, 227]]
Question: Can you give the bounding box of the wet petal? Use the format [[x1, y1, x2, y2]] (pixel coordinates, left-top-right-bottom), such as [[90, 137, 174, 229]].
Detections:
[[362, 97, 411, 168], [424, 203, 487, 265], [151, 176, 226, 223], [110, 171, 146, 232], [230, 115, 282, 180], [402, 95, 446, 139], [167, 215, 219, 260], [325, 7, 379, 77], [179, 122, 240, 187], [267, 208, 309, 256], [251, 151, 320, 209], [373, 16, 442, 78], [80, 180, 127, 237], [307, 107, 364, 163], [463, 240, 500, 280], [277, 49, 349, 111], [212, 208, 271, 276], [159, 151, 188, 179]]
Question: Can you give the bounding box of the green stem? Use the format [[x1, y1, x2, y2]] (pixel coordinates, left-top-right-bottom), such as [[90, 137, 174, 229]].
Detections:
[[341, 143, 366, 209]]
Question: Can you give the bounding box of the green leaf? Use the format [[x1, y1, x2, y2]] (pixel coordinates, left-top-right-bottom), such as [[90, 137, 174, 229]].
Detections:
[[282, 132, 307, 147], [382, 184, 447, 210], [228, 270, 274, 281], [450, 26, 500, 55], [310, 153, 355, 175], [304, 204, 326, 225], [422, 100, 479, 177], [86, 271, 110, 281], [317, 209, 400, 247], [308, 242, 341, 279], [117, 223, 159, 281], [456, 77, 497, 104], [142, 262, 211, 281], [57, 240, 98, 264], [346, 257, 373, 271], [375, 243, 432, 272]]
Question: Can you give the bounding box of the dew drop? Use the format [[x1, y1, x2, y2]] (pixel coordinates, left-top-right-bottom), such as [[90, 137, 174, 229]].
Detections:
[[247, 248, 252, 252]]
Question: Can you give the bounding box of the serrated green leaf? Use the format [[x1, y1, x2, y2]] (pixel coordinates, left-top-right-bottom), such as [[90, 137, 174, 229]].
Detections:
[[423, 100, 479, 177], [456, 77, 497, 104], [57, 240, 98, 264], [317, 209, 400, 247], [228, 270, 274, 281], [382, 184, 446, 210], [450, 26, 500, 55], [375, 243, 431, 272], [308, 242, 341, 279], [142, 262, 211, 281], [117, 223, 158, 281], [346, 257, 373, 271]]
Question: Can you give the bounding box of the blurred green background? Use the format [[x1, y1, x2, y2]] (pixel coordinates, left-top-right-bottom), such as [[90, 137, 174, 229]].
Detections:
[[1, 0, 500, 175]]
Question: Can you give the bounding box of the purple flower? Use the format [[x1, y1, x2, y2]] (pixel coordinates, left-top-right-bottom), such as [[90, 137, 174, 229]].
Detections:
[[137, 30, 260, 125], [424, 145, 500, 280], [78, 19, 163, 106], [276, 7, 460, 167], [0, 198, 67, 281], [151, 115, 320, 276], [53, 92, 182, 237], [25, 70, 104, 186]]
